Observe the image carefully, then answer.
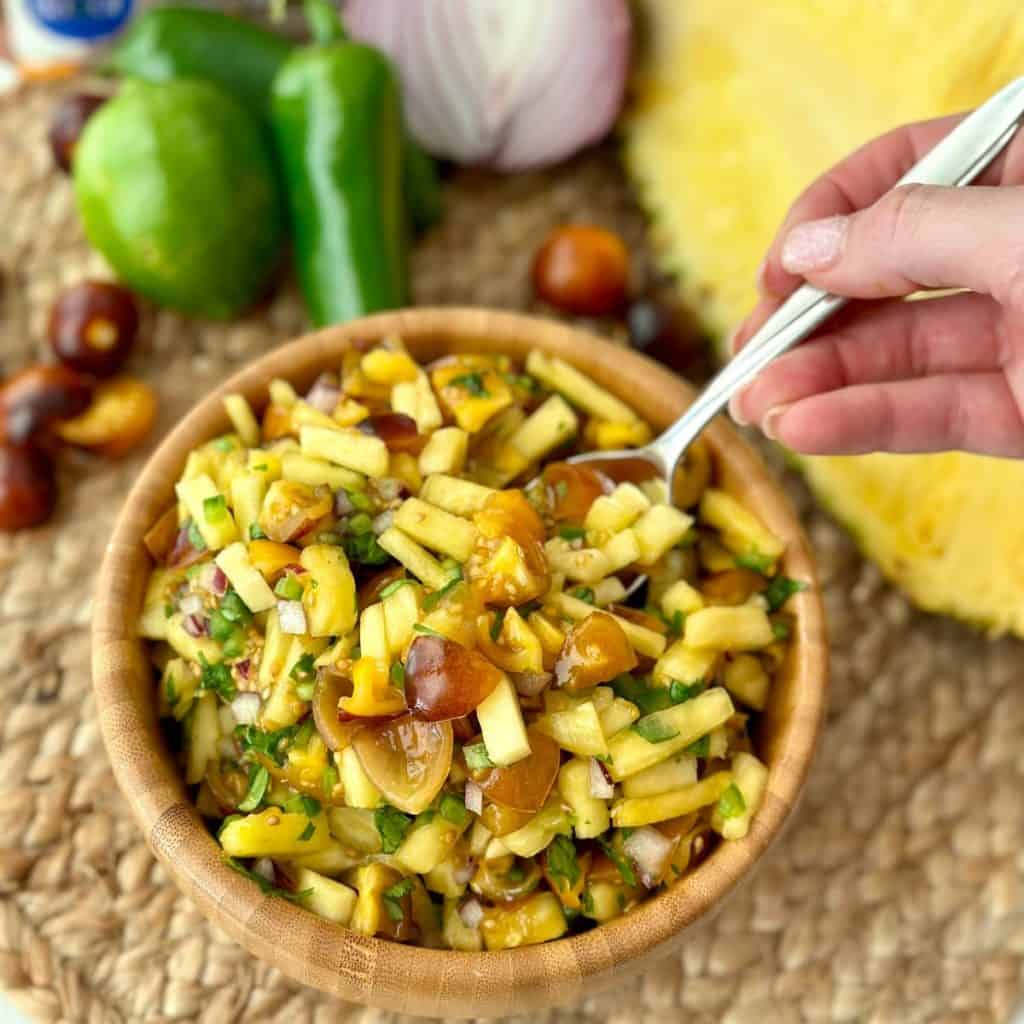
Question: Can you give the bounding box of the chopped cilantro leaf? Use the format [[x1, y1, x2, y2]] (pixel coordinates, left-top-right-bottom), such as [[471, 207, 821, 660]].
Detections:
[[225, 857, 311, 904], [772, 620, 791, 641], [611, 674, 671, 716], [375, 805, 413, 854], [164, 675, 178, 707], [219, 591, 253, 624], [572, 586, 595, 604], [379, 577, 411, 599], [252, 463, 268, 472], [687, 735, 710, 758], [734, 550, 774, 574], [297, 820, 316, 842], [422, 569, 463, 612], [489, 607, 506, 643], [717, 783, 746, 819], [322, 764, 339, 795], [449, 372, 489, 397], [203, 495, 227, 524], [598, 838, 636, 887], [763, 575, 807, 613], [581, 887, 595, 915], [343, 530, 390, 566], [632, 718, 680, 743], [669, 679, 702, 703], [295, 680, 315, 701], [546, 834, 580, 890], [248, 523, 267, 540], [289, 652, 316, 683], [164, 602, 175, 619], [390, 662, 406, 689], [667, 609, 684, 638], [213, 436, 235, 452], [348, 512, 373, 535], [463, 742, 493, 772], [237, 764, 269, 812], [197, 655, 235, 701], [275, 575, 303, 600], [381, 877, 414, 921], [413, 623, 445, 638], [186, 519, 206, 551], [439, 793, 466, 826], [559, 525, 586, 541], [235, 722, 298, 766]]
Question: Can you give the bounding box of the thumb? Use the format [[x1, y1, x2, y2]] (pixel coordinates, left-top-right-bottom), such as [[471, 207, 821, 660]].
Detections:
[[779, 184, 1024, 306]]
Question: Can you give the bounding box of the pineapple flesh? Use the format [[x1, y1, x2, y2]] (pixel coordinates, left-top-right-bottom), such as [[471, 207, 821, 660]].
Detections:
[[625, 0, 1024, 635]]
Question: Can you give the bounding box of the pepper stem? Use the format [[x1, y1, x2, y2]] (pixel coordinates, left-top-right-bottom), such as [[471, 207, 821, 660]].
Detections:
[[303, 0, 346, 45]]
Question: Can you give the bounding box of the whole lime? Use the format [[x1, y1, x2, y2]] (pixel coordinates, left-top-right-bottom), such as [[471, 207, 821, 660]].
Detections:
[[73, 79, 285, 319]]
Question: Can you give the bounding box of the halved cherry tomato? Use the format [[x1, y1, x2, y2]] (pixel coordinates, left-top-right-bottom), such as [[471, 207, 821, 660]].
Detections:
[[469, 726, 559, 812], [554, 611, 637, 690], [541, 462, 608, 522], [404, 634, 504, 722]]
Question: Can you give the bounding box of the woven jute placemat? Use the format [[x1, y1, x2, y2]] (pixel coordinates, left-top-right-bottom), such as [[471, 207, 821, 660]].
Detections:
[[1, 79, 1023, 1024]]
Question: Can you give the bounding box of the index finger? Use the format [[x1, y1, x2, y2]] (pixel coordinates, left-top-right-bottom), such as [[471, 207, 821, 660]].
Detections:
[[756, 109, 1024, 300]]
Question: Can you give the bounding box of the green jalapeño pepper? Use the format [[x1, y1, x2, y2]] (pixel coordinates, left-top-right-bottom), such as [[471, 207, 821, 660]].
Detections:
[[271, 0, 408, 326]]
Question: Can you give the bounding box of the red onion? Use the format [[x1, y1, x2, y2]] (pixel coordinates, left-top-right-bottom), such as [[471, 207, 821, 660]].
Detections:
[[179, 593, 204, 618], [452, 857, 477, 886], [344, 0, 631, 171], [235, 658, 252, 680], [252, 858, 276, 883], [277, 600, 307, 635], [231, 692, 261, 725], [458, 897, 484, 929], [589, 758, 614, 799], [511, 671, 552, 698], [464, 780, 483, 816], [306, 373, 341, 415], [334, 490, 354, 516], [371, 509, 394, 535], [623, 827, 674, 889], [183, 613, 207, 637], [211, 566, 229, 597]]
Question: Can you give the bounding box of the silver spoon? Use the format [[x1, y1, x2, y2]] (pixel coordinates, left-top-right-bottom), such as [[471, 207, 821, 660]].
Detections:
[[537, 75, 1024, 592]]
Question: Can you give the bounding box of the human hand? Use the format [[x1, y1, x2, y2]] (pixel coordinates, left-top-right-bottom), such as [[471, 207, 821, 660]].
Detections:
[[728, 111, 1024, 456]]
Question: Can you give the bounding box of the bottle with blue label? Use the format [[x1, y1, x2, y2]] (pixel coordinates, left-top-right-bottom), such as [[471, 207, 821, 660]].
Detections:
[[4, 0, 137, 74]]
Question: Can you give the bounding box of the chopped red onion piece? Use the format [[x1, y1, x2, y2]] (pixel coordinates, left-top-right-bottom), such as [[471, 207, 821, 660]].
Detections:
[[375, 477, 404, 502], [231, 692, 261, 725], [252, 858, 276, 883], [211, 566, 229, 597], [183, 613, 207, 637], [512, 671, 552, 698], [453, 857, 477, 885], [623, 826, 674, 889], [334, 490, 354, 516], [371, 509, 394, 535], [306, 374, 341, 414], [179, 593, 203, 618], [277, 600, 307, 635], [235, 658, 251, 680], [458, 897, 484, 929], [464, 780, 483, 815], [589, 757, 614, 799]]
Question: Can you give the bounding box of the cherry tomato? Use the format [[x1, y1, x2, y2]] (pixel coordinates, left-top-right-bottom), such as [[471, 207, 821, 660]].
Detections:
[[532, 224, 630, 315]]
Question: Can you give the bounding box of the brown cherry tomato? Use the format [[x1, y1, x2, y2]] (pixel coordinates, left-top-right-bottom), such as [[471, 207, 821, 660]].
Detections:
[[49, 92, 106, 173], [0, 442, 57, 531], [480, 801, 534, 838], [554, 611, 637, 690], [166, 523, 208, 569], [54, 376, 156, 457], [404, 634, 504, 722], [469, 726, 560, 812], [48, 281, 139, 376], [541, 461, 609, 522], [0, 364, 92, 445], [358, 566, 407, 608], [357, 412, 427, 454], [257, 480, 332, 544], [311, 671, 360, 752], [531, 224, 630, 316], [700, 569, 766, 606], [468, 489, 550, 606]]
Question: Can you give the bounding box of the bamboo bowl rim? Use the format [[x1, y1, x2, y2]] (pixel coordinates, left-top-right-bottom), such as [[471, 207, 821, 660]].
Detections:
[[91, 308, 828, 1019]]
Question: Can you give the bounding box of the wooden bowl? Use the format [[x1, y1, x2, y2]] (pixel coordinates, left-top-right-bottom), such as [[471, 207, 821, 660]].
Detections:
[[92, 308, 827, 1018]]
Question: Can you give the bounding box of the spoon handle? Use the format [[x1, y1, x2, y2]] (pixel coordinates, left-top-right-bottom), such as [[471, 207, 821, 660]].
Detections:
[[646, 74, 1024, 483]]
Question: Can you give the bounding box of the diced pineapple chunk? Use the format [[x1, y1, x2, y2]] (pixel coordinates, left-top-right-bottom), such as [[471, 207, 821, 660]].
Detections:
[[684, 605, 774, 650], [585, 418, 653, 450], [391, 374, 442, 434], [377, 527, 452, 590], [535, 701, 609, 758], [299, 425, 388, 478], [223, 393, 260, 446], [327, 805, 382, 852], [653, 639, 718, 686], [382, 581, 423, 656], [722, 653, 770, 710], [247, 449, 282, 480], [285, 841, 360, 877], [481, 892, 567, 950], [507, 395, 578, 464], [361, 348, 420, 384], [501, 799, 572, 858], [282, 452, 363, 491], [443, 900, 483, 951], [525, 352, 638, 423], [269, 378, 297, 406], [258, 607, 288, 690], [289, 866, 357, 924], [661, 579, 704, 618], [612, 771, 733, 827], [299, 544, 357, 637], [585, 483, 651, 535], [711, 751, 769, 840], [138, 567, 178, 639], [633, 504, 694, 566], [419, 474, 495, 516], [220, 808, 331, 857], [160, 657, 197, 721], [166, 614, 222, 664], [621, 755, 698, 798], [598, 697, 639, 737], [215, 542, 276, 613], [601, 528, 641, 573], [185, 691, 219, 784], [176, 474, 239, 550], [230, 472, 266, 542], [394, 498, 477, 562], [349, 862, 399, 937], [418, 427, 469, 476], [558, 758, 611, 839], [395, 816, 465, 874], [528, 611, 565, 669], [592, 577, 628, 607], [700, 488, 784, 564], [248, 539, 299, 580], [586, 880, 625, 922], [606, 688, 735, 780], [339, 746, 383, 809], [544, 538, 612, 584], [476, 676, 531, 766]]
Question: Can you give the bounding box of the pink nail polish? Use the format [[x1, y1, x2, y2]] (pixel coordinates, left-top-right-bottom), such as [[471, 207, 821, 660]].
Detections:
[[781, 216, 848, 274], [762, 404, 790, 441]]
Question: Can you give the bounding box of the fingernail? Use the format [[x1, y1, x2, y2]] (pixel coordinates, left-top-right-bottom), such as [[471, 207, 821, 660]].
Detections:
[[781, 216, 848, 274], [762, 404, 791, 441], [728, 391, 749, 427]]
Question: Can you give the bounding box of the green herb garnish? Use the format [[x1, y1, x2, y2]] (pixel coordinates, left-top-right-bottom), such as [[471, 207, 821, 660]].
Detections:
[[422, 568, 463, 612], [284, 794, 321, 818], [164, 675, 178, 707], [212, 436, 235, 452], [348, 512, 373, 536], [186, 519, 207, 551], [248, 523, 267, 540], [489, 607, 507, 642], [203, 495, 227, 524], [581, 886, 595, 915], [546, 834, 581, 890], [449, 372, 489, 397], [572, 586, 595, 604], [438, 793, 467, 826], [297, 820, 316, 842], [734, 550, 774, 574], [412, 623, 445, 638], [390, 662, 406, 688], [164, 602, 175, 619], [343, 530, 390, 566], [197, 655, 236, 701], [597, 838, 636, 887], [290, 652, 316, 683], [717, 783, 746, 819], [463, 742, 493, 772], [763, 575, 807, 613], [346, 489, 372, 512], [381, 877, 414, 921], [322, 764, 339, 795], [668, 680, 702, 703], [378, 577, 411, 599], [771, 620, 791, 641], [559, 525, 587, 541], [686, 735, 710, 758], [631, 718, 680, 744], [219, 590, 253, 624], [225, 857, 312, 904], [374, 805, 413, 854], [238, 764, 269, 812], [275, 575, 303, 600], [235, 722, 299, 766]]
